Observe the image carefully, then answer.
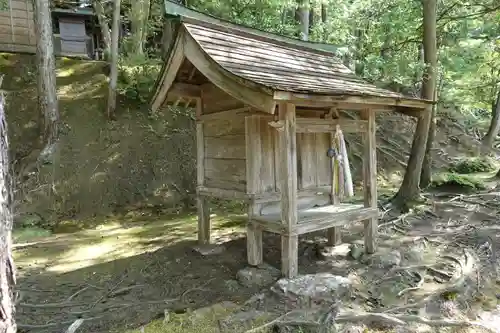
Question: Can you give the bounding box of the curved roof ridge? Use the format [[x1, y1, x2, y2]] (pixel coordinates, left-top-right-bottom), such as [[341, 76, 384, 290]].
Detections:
[[164, 0, 341, 56]]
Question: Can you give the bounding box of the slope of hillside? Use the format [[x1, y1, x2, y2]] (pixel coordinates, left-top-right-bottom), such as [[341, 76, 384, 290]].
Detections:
[[0, 53, 491, 232]]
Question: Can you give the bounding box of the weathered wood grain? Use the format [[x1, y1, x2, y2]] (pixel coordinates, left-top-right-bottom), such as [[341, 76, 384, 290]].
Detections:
[[204, 117, 245, 137], [361, 109, 378, 253], [205, 158, 246, 184], [205, 135, 245, 159], [278, 102, 298, 278]]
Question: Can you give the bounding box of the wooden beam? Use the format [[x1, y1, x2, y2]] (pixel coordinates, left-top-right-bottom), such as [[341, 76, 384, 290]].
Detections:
[[196, 100, 211, 245], [198, 107, 253, 121], [269, 118, 367, 133], [169, 82, 201, 98], [361, 109, 377, 254], [197, 186, 249, 200], [183, 29, 277, 114], [273, 91, 432, 110], [279, 102, 298, 278], [151, 31, 186, 112]]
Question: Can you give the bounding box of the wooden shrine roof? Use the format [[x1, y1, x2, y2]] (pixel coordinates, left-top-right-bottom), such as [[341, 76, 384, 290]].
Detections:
[[151, 1, 432, 113]]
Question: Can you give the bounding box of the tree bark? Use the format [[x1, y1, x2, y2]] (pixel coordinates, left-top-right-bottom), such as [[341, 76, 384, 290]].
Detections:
[[420, 73, 442, 188], [481, 90, 500, 154], [93, 0, 112, 58], [33, 0, 59, 162], [393, 0, 437, 206], [107, 0, 121, 119], [296, 0, 309, 41], [129, 0, 151, 56], [0, 81, 17, 333], [321, 2, 327, 40]]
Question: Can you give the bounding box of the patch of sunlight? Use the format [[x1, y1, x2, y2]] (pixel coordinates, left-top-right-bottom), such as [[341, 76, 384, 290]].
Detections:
[[121, 304, 243, 333], [57, 67, 77, 78], [107, 152, 122, 163]]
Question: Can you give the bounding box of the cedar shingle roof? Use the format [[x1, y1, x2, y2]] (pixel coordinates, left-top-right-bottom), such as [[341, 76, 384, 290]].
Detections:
[[151, 0, 431, 112], [184, 23, 403, 99]]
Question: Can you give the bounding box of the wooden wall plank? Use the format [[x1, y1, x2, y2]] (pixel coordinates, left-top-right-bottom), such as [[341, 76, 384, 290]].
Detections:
[[205, 135, 245, 159], [0, 43, 35, 53], [245, 115, 261, 194], [0, 17, 33, 28], [205, 158, 246, 184], [297, 133, 316, 189], [315, 133, 331, 187], [0, 33, 31, 45], [204, 117, 245, 137], [259, 116, 275, 193], [0, 9, 33, 19]]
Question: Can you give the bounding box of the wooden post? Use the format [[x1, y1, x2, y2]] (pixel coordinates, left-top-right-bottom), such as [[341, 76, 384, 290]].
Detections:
[[196, 99, 210, 245], [361, 109, 377, 253], [327, 132, 341, 246], [245, 115, 263, 266], [279, 103, 298, 278]]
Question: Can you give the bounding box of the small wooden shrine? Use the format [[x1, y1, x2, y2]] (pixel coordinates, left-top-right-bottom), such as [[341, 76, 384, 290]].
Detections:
[[150, 1, 431, 278]]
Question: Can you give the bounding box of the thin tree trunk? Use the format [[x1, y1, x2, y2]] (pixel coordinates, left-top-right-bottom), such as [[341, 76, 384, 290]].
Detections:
[[420, 72, 442, 188], [321, 1, 327, 41], [33, 0, 59, 161], [481, 90, 500, 154], [93, 0, 111, 58], [0, 80, 16, 333], [130, 0, 150, 56], [393, 0, 437, 206], [296, 0, 309, 41], [107, 0, 121, 119]]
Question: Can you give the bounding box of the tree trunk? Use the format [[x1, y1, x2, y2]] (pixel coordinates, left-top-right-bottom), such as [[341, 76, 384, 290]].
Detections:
[[321, 2, 327, 41], [296, 0, 309, 41], [481, 90, 500, 154], [129, 0, 151, 56], [393, 0, 437, 206], [93, 0, 112, 58], [33, 0, 59, 162], [420, 73, 442, 188], [0, 83, 17, 333], [107, 0, 121, 119]]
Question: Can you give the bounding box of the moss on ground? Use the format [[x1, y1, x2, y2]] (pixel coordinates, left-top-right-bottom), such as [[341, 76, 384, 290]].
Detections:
[[449, 156, 496, 174], [431, 172, 486, 191]]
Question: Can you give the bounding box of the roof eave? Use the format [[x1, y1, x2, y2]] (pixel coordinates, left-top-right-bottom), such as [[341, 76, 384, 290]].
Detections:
[[273, 91, 433, 110]]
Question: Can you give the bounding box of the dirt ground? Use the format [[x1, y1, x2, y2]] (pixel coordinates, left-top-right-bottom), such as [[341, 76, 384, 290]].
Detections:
[[13, 181, 500, 333]]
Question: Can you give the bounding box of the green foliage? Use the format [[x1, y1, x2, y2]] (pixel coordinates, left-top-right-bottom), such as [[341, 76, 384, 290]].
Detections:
[[117, 55, 162, 102], [431, 172, 486, 191], [449, 156, 496, 174]]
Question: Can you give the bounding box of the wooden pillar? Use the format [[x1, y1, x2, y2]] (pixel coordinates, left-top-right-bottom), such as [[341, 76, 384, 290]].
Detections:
[[361, 109, 377, 253], [279, 103, 298, 277], [245, 115, 263, 266], [327, 132, 342, 246], [196, 98, 210, 245]]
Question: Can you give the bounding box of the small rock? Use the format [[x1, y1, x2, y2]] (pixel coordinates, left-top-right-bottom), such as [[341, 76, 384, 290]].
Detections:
[[236, 264, 281, 288], [219, 310, 275, 332], [370, 250, 401, 268], [348, 244, 364, 260], [192, 244, 226, 256], [317, 243, 351, 260], [272, 273, 352, 306]]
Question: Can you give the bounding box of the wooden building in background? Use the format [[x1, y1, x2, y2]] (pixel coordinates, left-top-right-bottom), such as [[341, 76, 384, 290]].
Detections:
[[0, 0, 104, 59]]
